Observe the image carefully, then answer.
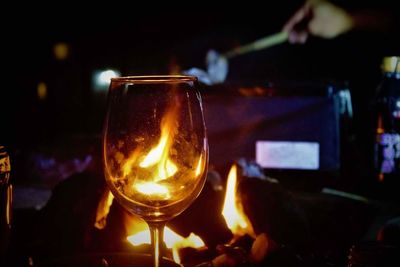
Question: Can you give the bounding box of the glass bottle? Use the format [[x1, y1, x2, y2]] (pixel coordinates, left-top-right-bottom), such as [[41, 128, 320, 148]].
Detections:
[[374, 56, 400, 182], [0, 145, 12, 265]]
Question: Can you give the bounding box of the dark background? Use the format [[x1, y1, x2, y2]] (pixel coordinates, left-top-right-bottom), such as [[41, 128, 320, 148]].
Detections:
[[3, 2, 397, 140], [2, 2, 399, 189]]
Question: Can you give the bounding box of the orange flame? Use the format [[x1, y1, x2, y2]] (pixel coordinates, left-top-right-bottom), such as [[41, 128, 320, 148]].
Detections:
[[121, 107, 179, 198], [222, 165, 255, 238], [127, 223, 205, 264], [195, 154, 203, 177], [138, 107, 178, 181], [94, 191, 114, 229]]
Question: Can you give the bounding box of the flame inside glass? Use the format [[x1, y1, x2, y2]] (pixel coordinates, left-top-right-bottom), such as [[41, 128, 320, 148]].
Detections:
[[103, 76, 208, 223]]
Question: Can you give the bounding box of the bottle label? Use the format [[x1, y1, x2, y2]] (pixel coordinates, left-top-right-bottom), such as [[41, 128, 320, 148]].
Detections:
[[0, 156, 10, 173], [0, 148, 11, 185], [377, 133, 400, 173]]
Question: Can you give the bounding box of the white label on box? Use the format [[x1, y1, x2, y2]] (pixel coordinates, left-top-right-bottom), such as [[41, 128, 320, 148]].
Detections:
[[256, 141, 319, 170]]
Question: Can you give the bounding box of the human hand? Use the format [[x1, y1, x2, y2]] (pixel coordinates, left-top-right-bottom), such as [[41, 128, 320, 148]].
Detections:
[[283, 0, 354, 43]]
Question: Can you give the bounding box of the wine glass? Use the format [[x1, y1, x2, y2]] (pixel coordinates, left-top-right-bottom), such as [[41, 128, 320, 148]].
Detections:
[[103, 76, 208, 267]]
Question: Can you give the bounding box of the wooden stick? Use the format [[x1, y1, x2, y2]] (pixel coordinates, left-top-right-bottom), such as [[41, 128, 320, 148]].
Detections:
[[224, 31, 288, 59]]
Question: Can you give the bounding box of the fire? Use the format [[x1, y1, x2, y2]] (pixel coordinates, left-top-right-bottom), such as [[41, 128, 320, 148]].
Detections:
[[170, 233, 205, 264], [127, 223, 205, 264], [222, 165, 255, 238], [94, 191, 114, 229], [195, 154, 203, 177], [135, 182, 171, 198], [137, 108, 178, 182], [121, 107, 179, 198]]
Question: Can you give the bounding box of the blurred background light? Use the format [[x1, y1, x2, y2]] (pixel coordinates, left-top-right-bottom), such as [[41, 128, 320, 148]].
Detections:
[[37, 82, 47, 101], [92, 69, 121, 92], [53, 42, 69, 61]]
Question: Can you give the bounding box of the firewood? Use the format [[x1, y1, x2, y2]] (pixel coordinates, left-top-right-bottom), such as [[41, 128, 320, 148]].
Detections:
[[250, 233, 279, 263], [169, 171, 232, 247], [33, 171, 106, 259], [238, 177, 310, 254], [178, 247, 215, 266]]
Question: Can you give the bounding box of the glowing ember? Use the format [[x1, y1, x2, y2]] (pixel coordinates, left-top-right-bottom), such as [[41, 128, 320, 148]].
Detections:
[[222, 165, 255, 238], [127, 226, 205, 264]]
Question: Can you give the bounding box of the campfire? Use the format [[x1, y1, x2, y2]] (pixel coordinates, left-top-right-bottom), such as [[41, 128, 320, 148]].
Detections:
[[92, 161, 304, 267], [122, 164, 256, 265], [24, 155, 311, 267]]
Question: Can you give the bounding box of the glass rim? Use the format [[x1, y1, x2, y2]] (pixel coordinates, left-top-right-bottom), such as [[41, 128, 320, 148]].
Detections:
[[111, 75, 197, 83]]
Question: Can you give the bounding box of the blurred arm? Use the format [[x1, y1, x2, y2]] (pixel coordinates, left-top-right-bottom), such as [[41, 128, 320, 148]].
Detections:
[[283, 0, 393, 44]]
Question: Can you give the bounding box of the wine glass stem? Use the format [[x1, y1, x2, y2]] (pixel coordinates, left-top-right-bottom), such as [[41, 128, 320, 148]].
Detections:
[[149, 222, 166, 267]]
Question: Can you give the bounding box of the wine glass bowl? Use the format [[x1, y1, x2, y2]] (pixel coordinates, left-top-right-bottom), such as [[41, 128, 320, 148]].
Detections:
[[103, 75, 208, 266]]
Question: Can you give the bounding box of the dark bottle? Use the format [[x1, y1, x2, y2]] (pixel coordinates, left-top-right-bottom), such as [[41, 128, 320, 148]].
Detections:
[[374, 57, 400, 182], [0, 145, 12, 265]]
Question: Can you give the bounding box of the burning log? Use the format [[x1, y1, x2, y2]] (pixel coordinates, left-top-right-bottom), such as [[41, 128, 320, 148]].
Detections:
[[28, 169, 211, 265], [195, 236, 301, 267], [126, 221, 206, 264], [31, 171, 107, 260], [250, 233, 274, 263], [96, 197, 139, 253], [176, 247, 216, 266], [212, 245, 248, 267], [179, 160, 311, 267], [22, 156, 311, 267], [236, 161, 311, 253], [169, 170, 233, 248], [202, 160, 311, 267]]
